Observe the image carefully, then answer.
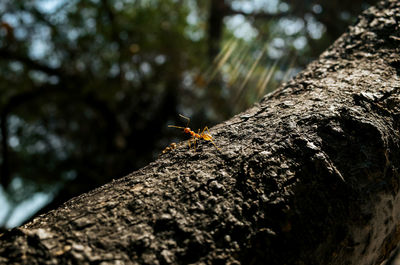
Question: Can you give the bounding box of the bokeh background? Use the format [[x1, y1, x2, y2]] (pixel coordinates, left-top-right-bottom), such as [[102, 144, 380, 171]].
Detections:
[[0, 0, 377, 229]]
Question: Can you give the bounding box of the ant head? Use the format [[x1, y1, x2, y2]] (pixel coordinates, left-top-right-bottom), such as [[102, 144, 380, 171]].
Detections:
[[184, 127, 191, 133]]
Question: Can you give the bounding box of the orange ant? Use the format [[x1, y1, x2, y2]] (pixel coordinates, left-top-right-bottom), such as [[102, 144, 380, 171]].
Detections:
[[160, 142, 178, 156], [168, 114, 220, 151]]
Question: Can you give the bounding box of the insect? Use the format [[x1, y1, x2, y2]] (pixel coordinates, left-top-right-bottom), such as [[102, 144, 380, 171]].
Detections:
[[168, 114, 220, 151], [160, 142, 178, 156]]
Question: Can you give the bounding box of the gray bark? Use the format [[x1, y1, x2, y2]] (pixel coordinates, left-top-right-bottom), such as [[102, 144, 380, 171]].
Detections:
[[1, 0, 400, 264]]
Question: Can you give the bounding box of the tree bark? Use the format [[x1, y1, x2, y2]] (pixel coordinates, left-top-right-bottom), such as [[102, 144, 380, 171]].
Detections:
[[1, 0, 400, 264]]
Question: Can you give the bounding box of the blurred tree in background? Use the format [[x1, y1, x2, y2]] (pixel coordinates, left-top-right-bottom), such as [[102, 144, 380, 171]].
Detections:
[[0, 0, 377, 228]]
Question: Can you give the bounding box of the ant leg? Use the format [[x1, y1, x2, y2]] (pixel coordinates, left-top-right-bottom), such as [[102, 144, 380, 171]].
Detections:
[[210, 139, 220, 150], [200, 126, 212, 139], [200, 126, 211, 139], [204, 126, 221, 150], [189, 137, 196, 151], [195, 129, 201, 151]]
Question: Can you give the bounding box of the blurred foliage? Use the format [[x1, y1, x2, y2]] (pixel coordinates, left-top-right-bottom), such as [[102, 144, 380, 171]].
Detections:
[[0, 0, 377, 227]]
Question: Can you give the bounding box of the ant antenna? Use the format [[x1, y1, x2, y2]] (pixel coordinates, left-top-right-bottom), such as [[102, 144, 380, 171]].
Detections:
[[178, 114, 191, 127], [168, 125, 185, 129]]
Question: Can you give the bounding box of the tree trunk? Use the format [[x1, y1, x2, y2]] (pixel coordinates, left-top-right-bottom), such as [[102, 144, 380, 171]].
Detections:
[[207, 0, 227, 60], [1, 1, 400, 264]]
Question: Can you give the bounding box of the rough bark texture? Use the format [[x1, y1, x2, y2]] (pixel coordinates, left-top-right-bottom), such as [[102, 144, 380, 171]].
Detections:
[[1, 1, 400, 264]]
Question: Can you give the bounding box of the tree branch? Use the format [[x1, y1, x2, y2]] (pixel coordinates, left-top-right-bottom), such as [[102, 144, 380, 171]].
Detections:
[[0, 1, 400, 264], [225, 9, 290, 20], [0, 48, 62, 77], [0, 84, 60, 188]]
